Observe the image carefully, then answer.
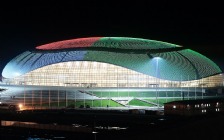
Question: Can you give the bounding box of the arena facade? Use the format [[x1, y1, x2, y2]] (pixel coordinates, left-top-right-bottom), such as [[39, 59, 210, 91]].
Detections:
[[0, 37, 223, 108]]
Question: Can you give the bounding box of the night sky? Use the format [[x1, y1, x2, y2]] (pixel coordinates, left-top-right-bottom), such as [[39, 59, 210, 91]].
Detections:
[[0, 1, 224, 74]]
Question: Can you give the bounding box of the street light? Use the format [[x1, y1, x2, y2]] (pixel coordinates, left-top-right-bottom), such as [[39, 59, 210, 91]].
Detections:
[[154, 57, 161, 109]]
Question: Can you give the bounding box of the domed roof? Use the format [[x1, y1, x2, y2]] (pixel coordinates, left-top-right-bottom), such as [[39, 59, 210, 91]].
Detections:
[[2, 37, 222, 80], [36, 37, 181, 50]]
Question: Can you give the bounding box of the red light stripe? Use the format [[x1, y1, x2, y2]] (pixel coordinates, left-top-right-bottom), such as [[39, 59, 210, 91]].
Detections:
[[36, 37, 102, 50]]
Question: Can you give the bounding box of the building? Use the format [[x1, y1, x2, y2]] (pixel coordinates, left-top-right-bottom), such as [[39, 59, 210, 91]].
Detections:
[[2, 37, 223, 87], [0, 37, 223, 107], [164, 98, 224, 116]]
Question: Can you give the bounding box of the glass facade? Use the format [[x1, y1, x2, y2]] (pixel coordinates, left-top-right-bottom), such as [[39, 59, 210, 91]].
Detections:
[[4, 61, 223, 88]]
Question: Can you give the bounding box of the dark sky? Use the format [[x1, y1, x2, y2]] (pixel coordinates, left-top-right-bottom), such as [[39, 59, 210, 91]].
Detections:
[[0, 1, 224, 73]]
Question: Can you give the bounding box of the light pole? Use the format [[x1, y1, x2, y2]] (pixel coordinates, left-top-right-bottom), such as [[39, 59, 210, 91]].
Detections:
[[23, 77, 26, 107], [195, 75, 197, 100], [75, 90, 76, 108], [181, 75, 183, 100], [57, 75, 60, 107], [188, 75, 189, 100], [201, 78, 204, 99], [49, 89, 51, 108], [40, 90, 42, 108], [155, 57, 161, 109]]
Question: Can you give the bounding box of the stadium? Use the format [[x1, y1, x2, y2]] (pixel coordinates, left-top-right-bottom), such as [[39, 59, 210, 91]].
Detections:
[[0, 37, 223, 109]]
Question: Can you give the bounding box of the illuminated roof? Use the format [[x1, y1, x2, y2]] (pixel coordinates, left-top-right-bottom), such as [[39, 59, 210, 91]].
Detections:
[[2, 37, 222, 80], [36, 37, 181, 50]]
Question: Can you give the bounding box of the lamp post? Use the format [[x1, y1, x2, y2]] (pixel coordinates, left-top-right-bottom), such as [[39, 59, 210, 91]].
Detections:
[[23, 77, 26, 107], [75, 90, 76, 108], [201, 78, 204, 99], [188, 75, 189, 100], [195, 75, 197, 100], [49, 88, 51, 108], [155, 57, 161, 109]]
